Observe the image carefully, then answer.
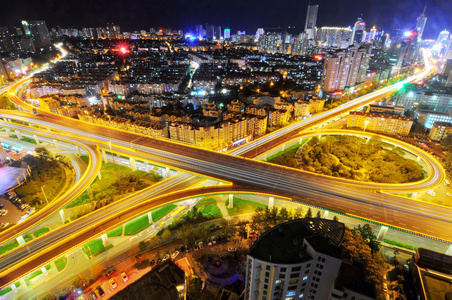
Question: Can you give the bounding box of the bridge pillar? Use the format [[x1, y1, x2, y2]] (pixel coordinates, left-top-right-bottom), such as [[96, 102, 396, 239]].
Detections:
[[41, 266, 49, 277], [377, 226, 388, 242], [166, 167, 170, 178], [148, 211, 153, 224], [299, 137, 303, 144], [324, 211, 329, 219], [101, 233, 110, 247], [33, 134, 39, 144], [16, 131, 22, 140], [228, 194, 234, 208], [411, 192, 417, 199], [101, 149, 109, 164], [416, 156, 421, 162], [76, 145, 81, 156], [4, 128, 10, 135], [59, 209, 65, 223], [97, 171, 102, 181], [263, 153, 267, 161], [268, 197, 274, 209], [281, 144, 285, 152], [53, 139, 60, 150], [16, 235, 26, 246], [446, 244, 452, 255], [130, 157, 137, 171], [11, 282, 18, 294]]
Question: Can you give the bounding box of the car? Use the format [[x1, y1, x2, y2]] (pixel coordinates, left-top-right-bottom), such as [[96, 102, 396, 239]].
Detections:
[[0, 223, 9, 229], [76, 296, 86, 300], [121, 271, 128, 282], [180, 244, 186, 252], [163, 254, 170, 261], [0, 205, 4, 209], [157, 258, 162, 264], [427, 190, 436, 197], [171, 251, 179, 259], [149, 259, 156, 267], [228, 247, 237, 252], [109, 278, 118, 289], [198, 241, 204, 250], [96, 286, 105, 297], [90, 291, 97, 299], [27, 207, 35, 215], [194, 245, 199, 251], [0, 210, 7, 216]]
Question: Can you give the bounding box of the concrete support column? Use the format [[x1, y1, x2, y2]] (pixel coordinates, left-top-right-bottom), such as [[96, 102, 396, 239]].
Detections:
[[228, 194, 234, 208], [11, 283, 18, 294], [33, 134, 39, 144], [16, 235, 26, 246], [5, 128, 10, 135], [268, 197, 274, 209], [130, 157, 137, 171], [148, 211, 153, 224], [101, 149, 108, 164], [59, 210, 65, 223], [318, 135, 322, 140], [16, 131, 22, 140], [53, 139, 60, 150], [416, 156, 421, 162], [101, 234, 109, 247], [299, 137, 303, 144], [41, 266, 48, 277], [324, 211, 329, 219], [377, 226, 388, 241], [446, 244, 452, 255], [263, 153, 267, 161], [411, 192, 417, 199], [281, 144, 285, 152], [166, 167, 170, 179], [98, 171, 102, 181], [76, 145, 81, 156]]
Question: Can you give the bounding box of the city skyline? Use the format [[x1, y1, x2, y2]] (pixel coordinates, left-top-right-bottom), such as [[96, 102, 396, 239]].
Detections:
[[2, 0, 451, 39]]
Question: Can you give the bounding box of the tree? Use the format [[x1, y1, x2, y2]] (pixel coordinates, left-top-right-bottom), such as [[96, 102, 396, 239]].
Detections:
[[138, 241, 147, 252], [35, 147, 51, 157], [305, 208, 313, 218], [333, 215, 339, 222], [72, 277, 85, 289], [161, 229, 171, 240], [315, 210, 321, 218], [292, 206, 303, 219], [90, 262, 104, 277], [278, 207, 290, 222]]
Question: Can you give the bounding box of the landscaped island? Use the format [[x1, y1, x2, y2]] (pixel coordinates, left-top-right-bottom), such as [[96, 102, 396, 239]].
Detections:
[[269, 135, 425, 183]]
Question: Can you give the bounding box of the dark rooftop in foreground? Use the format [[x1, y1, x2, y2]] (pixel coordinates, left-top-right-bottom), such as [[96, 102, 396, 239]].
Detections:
[[111, 259, 185, 300], [335, 260, 376, 298], [248, 218, 344, 264]]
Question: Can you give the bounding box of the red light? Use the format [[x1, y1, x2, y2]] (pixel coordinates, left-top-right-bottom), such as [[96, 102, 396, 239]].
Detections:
[[120, 47, 127, 54], [313, 54, 323, 61], [159, 29, 163, 32]]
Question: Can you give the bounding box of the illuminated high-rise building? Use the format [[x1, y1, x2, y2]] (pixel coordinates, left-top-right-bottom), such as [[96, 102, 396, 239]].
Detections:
[[195, 25, 203, 39], [224, 28, 231, 39], [415, 2, 428, 41], [214, 26, 222, 39], [351, 17, 366, 45], [304, 4, 319, 40], [21, 20, 51, 51], [435, 30, 450, 46], [315, 27, 353, 48]]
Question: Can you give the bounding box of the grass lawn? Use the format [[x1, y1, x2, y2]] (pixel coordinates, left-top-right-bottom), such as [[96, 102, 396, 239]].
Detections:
[[80, 155, 89, 165], [0, 233, 34, 255], [195, 199, 222, 218], [54, 257, 67, 272], [83, 238, 113, 257], [33, 227, 50, 238], [21, 137, 37, 144], [67, 162, 153, 208], [265, 141, 305, 162], [124, 215, 151, 235], [225, 197, 267, 216], [9, 134, 17, 139], [107, 226, 123, 237], [151, 204, 177, 222], [24, 265, 51, 284]]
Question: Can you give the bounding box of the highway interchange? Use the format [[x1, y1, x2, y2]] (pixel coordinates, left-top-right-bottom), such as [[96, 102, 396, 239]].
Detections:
[[0, 48, 450, 290]]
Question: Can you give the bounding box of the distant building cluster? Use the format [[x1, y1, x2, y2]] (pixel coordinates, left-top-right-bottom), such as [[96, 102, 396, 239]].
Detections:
[[347, 111, 413, 136]]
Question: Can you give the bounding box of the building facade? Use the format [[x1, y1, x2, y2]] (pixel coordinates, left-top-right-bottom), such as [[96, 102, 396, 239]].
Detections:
[[347, 111, 413, 135]]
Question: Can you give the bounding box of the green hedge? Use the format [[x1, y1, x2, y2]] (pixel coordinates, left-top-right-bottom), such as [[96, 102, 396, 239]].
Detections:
[[384, 239, 417, 251]]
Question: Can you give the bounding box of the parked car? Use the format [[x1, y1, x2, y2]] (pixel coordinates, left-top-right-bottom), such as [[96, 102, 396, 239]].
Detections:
[[96, 286, 105, 297], [90, 291, 97, 299], [198, 241, 204, 250], [121, 271, 128, 282], [171, 251, 180, 259], [0, 205, 4, 209], [163, 254, 170, 261], [109, 278, 117, 289], [149, 259, 156, 267], [228, 247, 237, 252]]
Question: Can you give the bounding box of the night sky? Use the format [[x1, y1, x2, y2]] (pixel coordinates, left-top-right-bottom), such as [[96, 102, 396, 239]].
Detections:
[[2, 0, 451, 39]]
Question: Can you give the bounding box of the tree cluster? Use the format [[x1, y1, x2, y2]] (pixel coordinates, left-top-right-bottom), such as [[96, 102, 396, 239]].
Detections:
[[300, 136, 425, 183]]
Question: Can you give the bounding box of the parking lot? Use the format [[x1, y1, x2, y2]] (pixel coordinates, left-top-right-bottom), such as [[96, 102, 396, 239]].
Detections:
[[0, 195, 26, 228]]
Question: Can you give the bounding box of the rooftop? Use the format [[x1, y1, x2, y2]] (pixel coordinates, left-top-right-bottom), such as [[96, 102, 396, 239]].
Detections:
[[248, 218, 344, 264]]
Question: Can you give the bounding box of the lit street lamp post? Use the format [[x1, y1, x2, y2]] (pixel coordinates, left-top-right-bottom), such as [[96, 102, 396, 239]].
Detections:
[[108, 140, 118, 174], [357, 120, 370, 156]]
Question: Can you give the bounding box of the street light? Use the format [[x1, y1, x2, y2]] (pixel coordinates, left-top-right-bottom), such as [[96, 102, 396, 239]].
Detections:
[[108, 140, 118, 174], [364, 120, 370, 132]]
